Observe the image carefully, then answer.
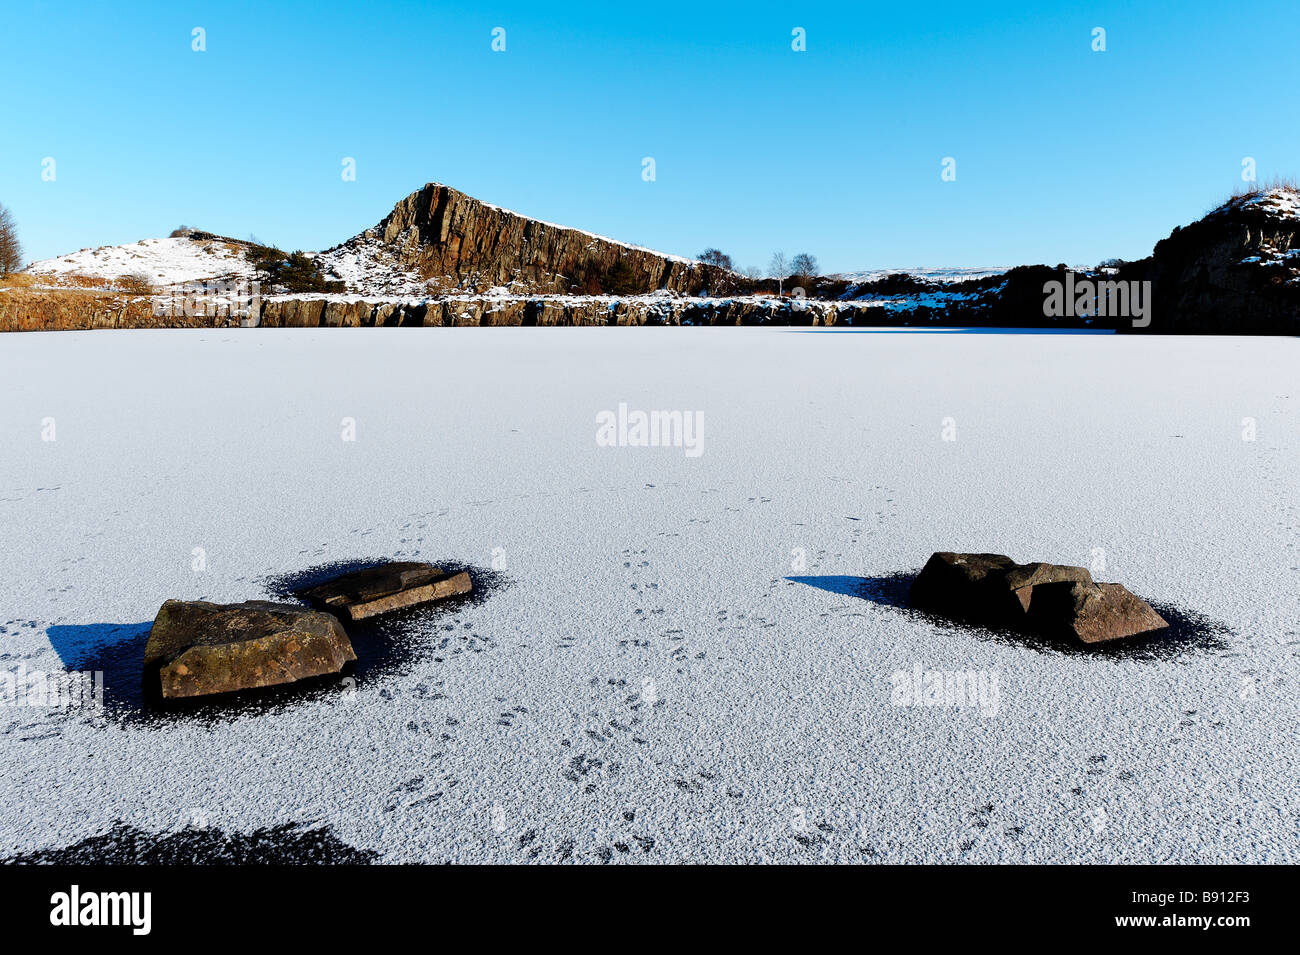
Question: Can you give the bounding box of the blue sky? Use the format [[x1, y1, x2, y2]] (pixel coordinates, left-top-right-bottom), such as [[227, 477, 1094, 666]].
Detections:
[[2, 1, 1296, 272]]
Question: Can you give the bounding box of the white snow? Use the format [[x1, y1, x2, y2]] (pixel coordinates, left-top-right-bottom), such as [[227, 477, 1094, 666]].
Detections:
[[834, 267, 1010, 285], [313, 234, 427, 297], [24, 236, 258, 288], [845, 283, 1002, 312], [1215, 186, 1300, 220], [1, 328, 1296, 863]]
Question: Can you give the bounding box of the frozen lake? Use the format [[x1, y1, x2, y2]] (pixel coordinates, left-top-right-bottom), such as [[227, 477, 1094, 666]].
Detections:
[[1, 327, 1296, 863]]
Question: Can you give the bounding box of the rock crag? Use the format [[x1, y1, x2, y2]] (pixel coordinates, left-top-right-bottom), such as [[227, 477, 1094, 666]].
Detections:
[[1132, 187, 1300, 334], [323, 183, 710, 295]]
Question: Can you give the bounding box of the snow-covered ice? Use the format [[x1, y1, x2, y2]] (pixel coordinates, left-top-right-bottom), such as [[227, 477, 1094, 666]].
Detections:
[[0, 328, 1296, 863]]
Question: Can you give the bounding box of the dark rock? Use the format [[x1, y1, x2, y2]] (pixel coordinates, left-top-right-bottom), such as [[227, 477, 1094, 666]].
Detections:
[[909, 552, 1017, 621], [300, 561, 472, 621], [999, 561, 1094, 613], [1028, 580, 1170, 644], [144, 600, 356, 700], [1134, 187, 1300, 335], [910, 552, 1168, 644]]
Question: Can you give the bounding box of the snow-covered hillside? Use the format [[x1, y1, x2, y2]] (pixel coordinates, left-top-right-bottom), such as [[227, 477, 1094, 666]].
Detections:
[[833, 267, 1009, 284], [25, 236, 258, 287], [313, 233, 426, 297], [1213, 184, 1300, 221]]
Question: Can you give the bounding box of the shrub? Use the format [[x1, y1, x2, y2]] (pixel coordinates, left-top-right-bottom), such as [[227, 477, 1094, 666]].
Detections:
[[248, 245, 344, 293], [115, 272, 154, 295], [603, 259, 643, 296]]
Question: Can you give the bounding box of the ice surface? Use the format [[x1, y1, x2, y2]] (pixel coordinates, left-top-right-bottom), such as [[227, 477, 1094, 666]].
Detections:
[[0, 328, 1296, 863]]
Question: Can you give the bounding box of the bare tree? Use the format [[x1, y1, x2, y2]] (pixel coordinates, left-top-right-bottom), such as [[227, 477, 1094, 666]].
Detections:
[[769, 251, 789, 296], [791, 252, 819, 286], [0, 202, 21, 276], [697, 248, 737, 296], [698, 248, 734, 271]]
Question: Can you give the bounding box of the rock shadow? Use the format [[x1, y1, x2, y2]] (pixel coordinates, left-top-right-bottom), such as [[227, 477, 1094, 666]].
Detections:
[[45, 621, 151, 713], [787, 572, 1232, 660]]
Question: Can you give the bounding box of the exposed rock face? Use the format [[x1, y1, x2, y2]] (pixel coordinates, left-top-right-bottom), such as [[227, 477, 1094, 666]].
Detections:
[[1132, 187, 1300, 334], [253, 296, 841, 328], [0, 290, 844, 331], [0, 289, 227, 332], [910, 552, 1168, 644], [144, 600, 356, 700], [300, 562, 472, 621], [326, 183, 710, 295]]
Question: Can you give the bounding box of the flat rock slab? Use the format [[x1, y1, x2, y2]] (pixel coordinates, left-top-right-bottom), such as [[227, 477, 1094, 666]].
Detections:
[[144, 600, 356, 701], [300, 562, 472, 621], [910, 552, 1168, 644]]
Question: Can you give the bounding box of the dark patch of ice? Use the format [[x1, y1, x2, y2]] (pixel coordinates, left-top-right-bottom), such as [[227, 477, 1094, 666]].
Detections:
[[2, 821, 377, 865], [788, 572, 1232, 660]]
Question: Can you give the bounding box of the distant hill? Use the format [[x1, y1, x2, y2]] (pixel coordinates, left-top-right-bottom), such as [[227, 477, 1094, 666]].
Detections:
[[13, 182, 1299, 334]]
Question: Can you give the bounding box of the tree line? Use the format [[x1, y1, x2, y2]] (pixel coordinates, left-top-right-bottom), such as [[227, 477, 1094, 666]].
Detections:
[[699, 248, 819, 295]]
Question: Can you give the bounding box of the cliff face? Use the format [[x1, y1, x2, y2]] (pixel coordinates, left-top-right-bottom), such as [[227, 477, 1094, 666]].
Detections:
[[254, 296, 839, 328], [0, 291, 842, 331], [1135, 188, 1300, 334], [0, 289, 219, 332], [326, 183, 710, 295]]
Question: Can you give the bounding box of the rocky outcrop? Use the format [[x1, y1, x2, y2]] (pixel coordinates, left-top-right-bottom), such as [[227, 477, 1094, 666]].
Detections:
[[300, 562, 472, 622], [0, 290, 844, 331], [144, 600, 356, 700], [0, 289, 231, 332], [326, 183, 711, 295], [1128, 188, 1300, 334], [910, 552, 1168, 644], [252, 296, 841, 328]]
